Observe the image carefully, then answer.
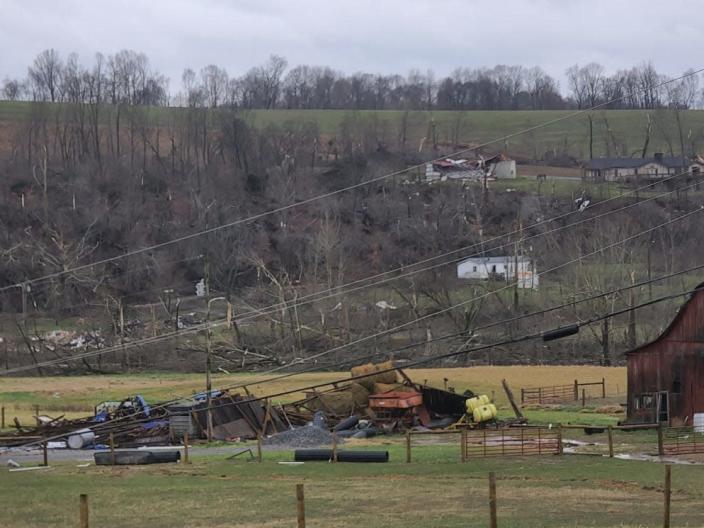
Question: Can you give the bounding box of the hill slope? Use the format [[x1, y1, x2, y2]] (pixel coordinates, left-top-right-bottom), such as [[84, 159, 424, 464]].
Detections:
[[1, 101, 703, 160]]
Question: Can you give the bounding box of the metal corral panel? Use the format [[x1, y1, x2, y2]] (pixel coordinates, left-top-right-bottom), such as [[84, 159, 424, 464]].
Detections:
[[168, 404, 199, 440], [169, 415, 198, 440]]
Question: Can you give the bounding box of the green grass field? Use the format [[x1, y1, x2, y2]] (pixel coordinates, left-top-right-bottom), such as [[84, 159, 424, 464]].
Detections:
[[2, 101, 704, 159], [3, 367, 699, 527], [1, 447, 702, 527]]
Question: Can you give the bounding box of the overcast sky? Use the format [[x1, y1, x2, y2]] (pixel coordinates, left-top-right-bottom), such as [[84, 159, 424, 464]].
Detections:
[[1, 0, 701, 93]]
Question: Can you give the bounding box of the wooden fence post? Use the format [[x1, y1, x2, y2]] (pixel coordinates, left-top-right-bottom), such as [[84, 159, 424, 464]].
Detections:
[[332, 433, 338, 463], [602, 378, 606, 398], [607, 425, 614, 458], [574, 379, 579, 401], [581, 389, 586, 408], [488, 472, 498, 528], [1, 406, 5, 429], [183, 431, 190, 464], [557, 425, 563, 455], [296, 483, 306, 528], [257, 435, 262, 463], [663, 465, 671, 528], [538, 387, 542, 404], [79, 494, 89, 528], [42, 441, 48, 466], [520, 388, 525, 404], [657, 424, 665, 456], [461, 429, 467, 463], [405, 430, 411, 463], [109, 432, 116, 466]]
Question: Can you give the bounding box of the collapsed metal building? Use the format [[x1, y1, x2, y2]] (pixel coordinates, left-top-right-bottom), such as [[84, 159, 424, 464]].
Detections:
[[626, 282, 704, 426]]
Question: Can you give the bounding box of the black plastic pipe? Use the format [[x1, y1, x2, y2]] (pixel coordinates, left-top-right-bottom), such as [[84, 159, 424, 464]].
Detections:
[[294, 449, 389, 462], [333, 415, 359, 432]]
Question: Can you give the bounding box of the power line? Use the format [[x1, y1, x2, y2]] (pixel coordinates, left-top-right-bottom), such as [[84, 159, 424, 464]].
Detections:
[[15, 281, 702, 449], [5, 162, 696, 369], [146, 283, 704, 420], [2, 67, 701, 294], [5, 203, 700, 375], [226, 173, 700, 325], [12, 146, 698, 333], [15, 166, 695, 331], [219, 204, 704, 376], [6, 165, 696, 376]]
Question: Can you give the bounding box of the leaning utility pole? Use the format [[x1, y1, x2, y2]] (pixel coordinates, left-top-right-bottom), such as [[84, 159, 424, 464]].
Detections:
[[20, 282, 28, 326], [119, 298, 128, 371]]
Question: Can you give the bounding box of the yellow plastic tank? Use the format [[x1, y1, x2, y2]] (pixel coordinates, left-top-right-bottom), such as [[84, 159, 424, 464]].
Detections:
[[472, 403, 498, 423], [465, 394, 490, 412]]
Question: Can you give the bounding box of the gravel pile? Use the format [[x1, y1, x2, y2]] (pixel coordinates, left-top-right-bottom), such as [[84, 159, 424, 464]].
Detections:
[[263, 426, 341, 449]]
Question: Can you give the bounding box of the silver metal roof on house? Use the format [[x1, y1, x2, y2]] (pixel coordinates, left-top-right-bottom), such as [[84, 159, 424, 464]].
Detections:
[[458, 256, 531, 265]]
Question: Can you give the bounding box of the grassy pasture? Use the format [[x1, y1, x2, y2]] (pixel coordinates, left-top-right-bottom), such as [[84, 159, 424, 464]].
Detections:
[[1, 446, 702, 527], [4, 366, 695, 528], [2, 101, 704, 158]]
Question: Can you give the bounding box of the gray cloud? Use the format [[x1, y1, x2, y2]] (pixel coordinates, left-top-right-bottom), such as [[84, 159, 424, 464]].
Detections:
[[1, 0, 701, 92]]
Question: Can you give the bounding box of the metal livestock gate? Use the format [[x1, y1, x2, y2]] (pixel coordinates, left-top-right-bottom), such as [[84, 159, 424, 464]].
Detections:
[[462, 427, 561, 459], [661, 426, 704, 455]]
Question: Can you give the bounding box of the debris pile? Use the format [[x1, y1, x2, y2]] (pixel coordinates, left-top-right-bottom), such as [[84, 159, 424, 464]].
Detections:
[[283, 361, 475, 433], [0, 390, 291, 449], [1, 394, 170, 449], [0, 360, 524, 452]]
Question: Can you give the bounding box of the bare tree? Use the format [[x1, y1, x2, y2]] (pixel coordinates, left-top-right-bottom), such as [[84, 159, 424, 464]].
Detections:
[[28, 49, 63, 102], [2, 78, 25, 100], [200, 64, 228, 107], [566, 63, 605, 108]]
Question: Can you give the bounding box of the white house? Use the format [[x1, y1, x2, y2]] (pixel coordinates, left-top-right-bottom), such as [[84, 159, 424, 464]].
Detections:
[[457, 256, 538, 289], [485, 156, 517, 179]]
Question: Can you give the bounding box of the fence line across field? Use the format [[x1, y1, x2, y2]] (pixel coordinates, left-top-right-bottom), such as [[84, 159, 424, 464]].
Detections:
[[69, 466, 677, 528]]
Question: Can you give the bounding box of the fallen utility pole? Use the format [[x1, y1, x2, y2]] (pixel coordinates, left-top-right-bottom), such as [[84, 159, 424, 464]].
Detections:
[[501, 379, 524, 419]]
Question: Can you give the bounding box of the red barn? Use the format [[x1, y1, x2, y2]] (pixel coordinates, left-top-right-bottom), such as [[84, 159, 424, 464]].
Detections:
[[626, 283, 704, 425]]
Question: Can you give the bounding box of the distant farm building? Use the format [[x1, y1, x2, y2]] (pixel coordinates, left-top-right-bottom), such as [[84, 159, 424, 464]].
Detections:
[[626, 283, 704, 426], [583, 153, 704, 182], [426, 154, 516, 182], [456, 256, 538, 289]]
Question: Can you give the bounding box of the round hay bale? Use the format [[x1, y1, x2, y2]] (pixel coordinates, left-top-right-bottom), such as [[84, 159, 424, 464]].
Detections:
[[350, 361, 398, 390]]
